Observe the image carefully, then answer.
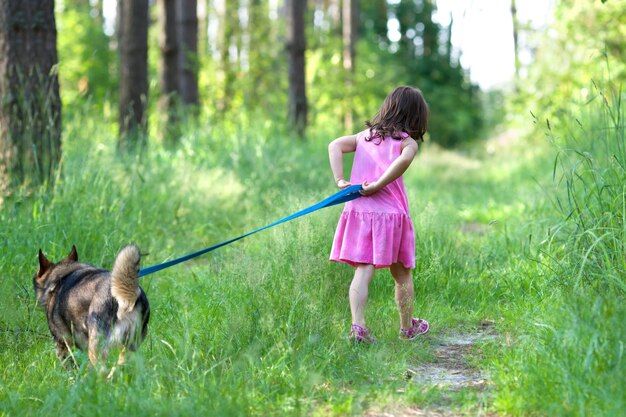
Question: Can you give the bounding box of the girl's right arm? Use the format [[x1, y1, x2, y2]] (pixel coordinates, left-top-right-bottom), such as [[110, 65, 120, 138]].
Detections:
[[328, 134, 357, 189]]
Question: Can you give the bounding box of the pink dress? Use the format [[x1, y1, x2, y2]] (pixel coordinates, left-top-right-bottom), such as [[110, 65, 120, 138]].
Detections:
[[330, 130, 416, 269]]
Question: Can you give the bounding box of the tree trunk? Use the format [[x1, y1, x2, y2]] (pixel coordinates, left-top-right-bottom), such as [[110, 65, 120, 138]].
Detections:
[[118, 0, 149, 147], [178, 0, 199, 106], [446, 12, 454, 64], [157, 0, 179, 143], [248, 0, 270, 106], [287, 0, 307, 137], [421, 0, 437, 57], [216, 0, 235, 112], [158, 0, 179, 99], [116, 0, 123, 40], [342, 0, 358, 131], [0, 0, 62, 191]]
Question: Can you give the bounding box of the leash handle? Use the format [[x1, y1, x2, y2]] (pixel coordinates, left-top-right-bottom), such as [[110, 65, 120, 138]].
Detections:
[[138, 185, 362, 277]]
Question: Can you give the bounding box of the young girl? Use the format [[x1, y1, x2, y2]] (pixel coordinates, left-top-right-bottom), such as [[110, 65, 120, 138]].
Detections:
[[328, 86, 430, 342]]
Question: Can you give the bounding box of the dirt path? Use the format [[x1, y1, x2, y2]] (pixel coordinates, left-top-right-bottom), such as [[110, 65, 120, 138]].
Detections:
[[407, 321, 496, 391], [365, 322, 500, 417]]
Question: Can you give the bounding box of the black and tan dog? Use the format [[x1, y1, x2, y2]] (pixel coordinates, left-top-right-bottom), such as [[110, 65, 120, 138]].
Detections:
[[34, 245, 150, 369]]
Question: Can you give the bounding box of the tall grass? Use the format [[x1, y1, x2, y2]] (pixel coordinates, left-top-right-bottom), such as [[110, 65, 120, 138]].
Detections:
[[1, 105, 512, 416], [493, 84, 625, 416], [4, 95, 619, 415], [0, 70, 62, 190]]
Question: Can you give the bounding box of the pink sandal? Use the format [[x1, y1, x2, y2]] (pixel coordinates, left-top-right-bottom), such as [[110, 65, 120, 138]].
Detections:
[[349, 324, 377, 343], [399, 318, 430, 340]]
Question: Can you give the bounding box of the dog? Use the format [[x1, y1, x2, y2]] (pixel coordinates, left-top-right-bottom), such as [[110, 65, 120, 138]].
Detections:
[[34, 245, 150, 369]]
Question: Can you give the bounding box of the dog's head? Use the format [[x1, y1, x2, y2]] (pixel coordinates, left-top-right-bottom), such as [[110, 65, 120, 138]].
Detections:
[[33, 245, 79, 309]]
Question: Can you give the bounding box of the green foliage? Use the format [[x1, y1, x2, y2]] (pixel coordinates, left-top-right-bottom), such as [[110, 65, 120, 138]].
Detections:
[[1, 71, 62, 189], [493, 0, 626, 409], [56, 2, 116, 111], [417, 59, 482, 148], [315, 0, 484, 146], [518, 0, 626, 118], [494, 85, 626, 417]]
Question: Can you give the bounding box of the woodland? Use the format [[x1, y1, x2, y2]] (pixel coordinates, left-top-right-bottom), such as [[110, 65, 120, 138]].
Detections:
[[0, 1, 624, 416]]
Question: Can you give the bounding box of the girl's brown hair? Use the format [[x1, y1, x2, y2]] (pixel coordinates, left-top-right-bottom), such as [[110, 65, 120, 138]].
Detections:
[[365, 86, 429, 142]]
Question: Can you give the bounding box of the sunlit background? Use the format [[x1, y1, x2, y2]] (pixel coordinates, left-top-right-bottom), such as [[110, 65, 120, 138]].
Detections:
[[101, 0, 555, 89]]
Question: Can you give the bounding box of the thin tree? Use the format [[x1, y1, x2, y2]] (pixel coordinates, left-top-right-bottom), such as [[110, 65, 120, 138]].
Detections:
[[216, 0, 236, 112], [118, 0, 149, 147], [178, 0, 199, 106], [421, 0, 438, 57], [0, 0, 62, 191], [158, 0, 179, 102], [157, 0, 180, 142], [248, 0, 284, 111], [446, 12, 453, 64], [286, 0, 307, 137]]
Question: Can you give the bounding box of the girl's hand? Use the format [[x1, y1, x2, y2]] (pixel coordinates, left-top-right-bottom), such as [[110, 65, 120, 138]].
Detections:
[[360, 180, 381, 196], [336, 178, 352, 189]]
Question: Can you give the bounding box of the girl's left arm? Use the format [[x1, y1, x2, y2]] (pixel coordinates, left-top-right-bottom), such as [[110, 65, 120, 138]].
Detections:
[[360, 138, 418, 196]]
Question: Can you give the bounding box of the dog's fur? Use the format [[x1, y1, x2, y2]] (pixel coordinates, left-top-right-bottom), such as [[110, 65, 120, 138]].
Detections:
[[34, 245, 150, 367]]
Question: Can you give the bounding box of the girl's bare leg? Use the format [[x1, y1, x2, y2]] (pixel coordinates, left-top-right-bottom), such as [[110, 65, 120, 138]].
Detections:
[[390, 263, 414, 329], [349, 264, 375, 326]]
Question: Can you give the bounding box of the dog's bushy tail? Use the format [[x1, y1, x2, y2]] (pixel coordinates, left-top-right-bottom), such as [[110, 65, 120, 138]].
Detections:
[[111, 245, 141, 319]]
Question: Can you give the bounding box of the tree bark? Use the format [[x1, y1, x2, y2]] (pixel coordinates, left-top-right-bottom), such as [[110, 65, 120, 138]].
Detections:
[[158, 0, 179, 102], [216, 0, 235, 112], [248, 0, 271, 106], [177, 0, 199, 106], [0, 0, 62, 191], [446, 12, 453, 64], [116, 0, 123, 40], [157, 0, 179, 143], [287, 0, 307, 137], [421, 0, 437, 57], [118, 0, 149, 147]]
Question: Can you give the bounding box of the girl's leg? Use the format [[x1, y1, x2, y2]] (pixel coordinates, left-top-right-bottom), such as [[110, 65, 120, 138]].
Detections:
[[349, 264, 375, 326], [390, 263, 414, 329]]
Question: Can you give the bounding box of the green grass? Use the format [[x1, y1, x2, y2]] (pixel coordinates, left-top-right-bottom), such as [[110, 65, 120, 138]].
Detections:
[[1, 92, 624, 416], [492, 86, 626, 417]]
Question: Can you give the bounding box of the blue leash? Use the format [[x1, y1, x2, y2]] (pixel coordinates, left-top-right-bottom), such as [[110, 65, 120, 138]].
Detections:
[[138, 184, 363, 277]]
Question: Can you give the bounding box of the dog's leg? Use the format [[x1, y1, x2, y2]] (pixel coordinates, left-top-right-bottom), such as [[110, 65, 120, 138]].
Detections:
[[55, 338, 79, 369], [88, 327, 101, 367], [55, 338, 71, 363]]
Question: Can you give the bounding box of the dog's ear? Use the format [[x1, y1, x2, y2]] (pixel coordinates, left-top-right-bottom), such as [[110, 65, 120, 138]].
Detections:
[[66, 245, 78, 262], [38, 249, 52, 277]]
